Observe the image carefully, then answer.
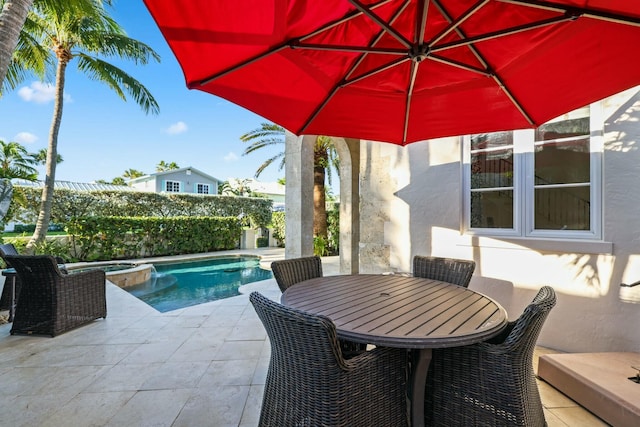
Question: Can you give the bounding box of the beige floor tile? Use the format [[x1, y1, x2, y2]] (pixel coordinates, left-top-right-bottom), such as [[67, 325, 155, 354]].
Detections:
[[104, 388, 193, 427], [547, 406, 610, 426]]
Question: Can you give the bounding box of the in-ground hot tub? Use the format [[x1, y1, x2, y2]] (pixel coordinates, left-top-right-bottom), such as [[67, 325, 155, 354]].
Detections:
[[67, 262, 153, 288]]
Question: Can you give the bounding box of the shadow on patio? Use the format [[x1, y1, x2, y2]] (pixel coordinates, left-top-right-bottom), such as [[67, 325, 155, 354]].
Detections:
[[0, 248, 604, 426]]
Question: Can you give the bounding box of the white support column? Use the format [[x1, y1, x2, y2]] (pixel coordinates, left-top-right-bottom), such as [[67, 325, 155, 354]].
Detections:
[[285, 132, 315, 258]]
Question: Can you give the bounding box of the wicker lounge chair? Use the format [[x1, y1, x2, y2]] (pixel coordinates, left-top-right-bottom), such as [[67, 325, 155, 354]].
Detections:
[[6, 255, 106, 336], [424, 286, 557, 426], [271, 256, 366, 356], [0, 244, 67, 310], [412, 255, 476, 288], [250, 291, 409, 427]]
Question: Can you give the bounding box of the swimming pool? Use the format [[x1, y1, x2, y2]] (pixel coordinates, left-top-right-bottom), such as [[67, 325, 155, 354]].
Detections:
[[124, 256, 273, 312]]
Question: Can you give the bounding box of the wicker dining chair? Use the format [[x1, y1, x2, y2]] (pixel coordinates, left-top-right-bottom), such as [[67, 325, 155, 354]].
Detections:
[[424, 286, 557, 427], [412, 255, 476, 288], [271, 256, 366, 356], [250, 291, 408, 427], [270, 255, 323, 293], [6, 255, 107, 337]]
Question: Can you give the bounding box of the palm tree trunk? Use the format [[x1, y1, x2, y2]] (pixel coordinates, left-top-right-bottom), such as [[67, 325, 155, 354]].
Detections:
[[26, 55, 67, 252], [0, 0, 34, 88], [313, 150, 328, 239]]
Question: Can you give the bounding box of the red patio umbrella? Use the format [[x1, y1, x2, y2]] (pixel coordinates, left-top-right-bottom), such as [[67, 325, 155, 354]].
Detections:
[[143, 0, 640, 145]]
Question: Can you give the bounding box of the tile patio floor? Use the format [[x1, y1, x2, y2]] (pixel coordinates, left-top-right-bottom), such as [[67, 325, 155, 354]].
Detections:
[[0, 248, 608, 426]]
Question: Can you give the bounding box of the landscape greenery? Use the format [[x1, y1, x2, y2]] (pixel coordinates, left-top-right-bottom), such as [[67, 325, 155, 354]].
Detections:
[[3, 186, 273, 261], [0, 0, 341, 260]]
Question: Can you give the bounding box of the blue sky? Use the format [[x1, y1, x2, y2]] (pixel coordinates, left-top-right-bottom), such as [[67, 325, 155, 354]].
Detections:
[[0, 0, 284, 185]]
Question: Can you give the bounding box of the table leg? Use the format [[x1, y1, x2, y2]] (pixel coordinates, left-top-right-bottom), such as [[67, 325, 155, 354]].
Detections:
[[411, 348, 432, 427], [8, 276, 15, 323]]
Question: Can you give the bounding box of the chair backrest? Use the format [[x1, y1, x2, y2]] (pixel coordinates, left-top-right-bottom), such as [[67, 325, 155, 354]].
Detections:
[[412, 255, 476, 288], [0, 243, 19, 267], [492, 285, 556, 351], [250, 291, 342, 365], [271, 255, 323, 292], [4, 255, 65, 284]]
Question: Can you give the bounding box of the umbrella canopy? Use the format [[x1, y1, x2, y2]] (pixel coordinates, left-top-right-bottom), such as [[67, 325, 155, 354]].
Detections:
[[144, 0, 640, 145]]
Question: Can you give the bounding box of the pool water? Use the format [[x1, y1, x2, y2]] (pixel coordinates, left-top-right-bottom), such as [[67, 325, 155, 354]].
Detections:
[[125, 256, 273, 312]]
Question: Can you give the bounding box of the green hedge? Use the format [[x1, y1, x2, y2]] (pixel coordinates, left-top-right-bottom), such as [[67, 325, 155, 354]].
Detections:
[[65, 216, 241, 261], [8, 187, 273, 229]]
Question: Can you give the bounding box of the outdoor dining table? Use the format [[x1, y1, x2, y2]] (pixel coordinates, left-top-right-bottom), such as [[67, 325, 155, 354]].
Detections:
[[281, 274, 509, 427]]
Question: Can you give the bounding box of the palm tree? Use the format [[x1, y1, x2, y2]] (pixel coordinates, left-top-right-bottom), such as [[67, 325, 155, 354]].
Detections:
[[0, 139, 38, 180], [0, 0, 34, 88], [122, 168, 144, 180], [22, 0, 160, 252], [240, 123, 338, 239], [0, 0, 98, 92], [156, 160, 179, 172], [32, 147, 62, 165]]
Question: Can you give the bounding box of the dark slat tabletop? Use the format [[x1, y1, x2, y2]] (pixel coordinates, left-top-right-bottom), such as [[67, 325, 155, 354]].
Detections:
[[281, 274, 508, 349]]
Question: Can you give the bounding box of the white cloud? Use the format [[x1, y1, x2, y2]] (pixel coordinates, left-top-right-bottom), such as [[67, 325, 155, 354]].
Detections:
[[18, 82, 57, 104], [224, 152, 238, 162], [166, 121, 188, 134], [14, 132, 38, 144]]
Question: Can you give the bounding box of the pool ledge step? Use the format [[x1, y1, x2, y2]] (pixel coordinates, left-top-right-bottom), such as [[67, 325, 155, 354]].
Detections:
[[538, 352, 640, 427]]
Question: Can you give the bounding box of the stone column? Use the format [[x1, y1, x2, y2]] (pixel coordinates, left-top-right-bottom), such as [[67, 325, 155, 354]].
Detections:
[[336, 138, 360, 274], [284, 132, 315, 258]]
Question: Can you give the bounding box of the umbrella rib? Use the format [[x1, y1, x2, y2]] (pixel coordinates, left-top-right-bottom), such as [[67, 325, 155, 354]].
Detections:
[[403, 62, 420, 145], [345, 0, 412, 81], [497, 0, 640, 27], [291, 43, 406, 55], [194, 0, 394, 86], [431, 0, 534, 125], [431, 14, 576, 53], [430, 0, 490, 47], [298, 1, 411, 135], [428, 55, 491, 76], [347, 57, 411, 85], [300, 0, 395, 42], [416, 0, 430, 44], [349, 0, 413, 48]]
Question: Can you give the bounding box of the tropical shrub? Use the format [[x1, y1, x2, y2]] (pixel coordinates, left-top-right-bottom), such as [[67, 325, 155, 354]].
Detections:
[[65, 216, 241, 261], [8, 187, 273, 228], [270, 211, 285, 247]]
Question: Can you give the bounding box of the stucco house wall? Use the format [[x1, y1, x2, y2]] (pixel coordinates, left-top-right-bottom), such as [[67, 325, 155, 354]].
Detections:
[[358, 90, 640, 354]]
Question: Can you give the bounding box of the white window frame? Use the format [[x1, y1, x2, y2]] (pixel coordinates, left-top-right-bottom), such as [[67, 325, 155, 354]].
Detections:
[[164, 180, 181, 193], [462, 102, 603, 240], [195, 183, 210, 194]]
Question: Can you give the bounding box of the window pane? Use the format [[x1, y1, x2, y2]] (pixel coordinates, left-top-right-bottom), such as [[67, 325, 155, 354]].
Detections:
[[470, 132, 513, 150], [535, 137, 590, 185], [535, 117, 589, 141], [471, 190, 513, 228], [534, 186, 590, 230], [471, 149, 513, 189]]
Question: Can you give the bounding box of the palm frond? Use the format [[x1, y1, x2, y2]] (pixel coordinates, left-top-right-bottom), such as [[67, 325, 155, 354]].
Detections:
[[254, 152, 285, 178], [76, 54, 159, 115]]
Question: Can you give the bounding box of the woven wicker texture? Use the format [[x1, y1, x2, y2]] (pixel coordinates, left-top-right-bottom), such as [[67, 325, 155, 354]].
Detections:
[[0, 243, 21, 310], [271, 256, 323, 293], [412, 255, 476, 288], [250, 291, 409, 427], [6, 255, 106, 337], [271, 256, 366, 356], [424, 286, 557, 426]]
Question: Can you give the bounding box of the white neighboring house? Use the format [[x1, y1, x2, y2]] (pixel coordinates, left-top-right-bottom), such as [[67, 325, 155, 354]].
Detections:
[[128, 166, 221, 195], [226, 178, 285, 211]]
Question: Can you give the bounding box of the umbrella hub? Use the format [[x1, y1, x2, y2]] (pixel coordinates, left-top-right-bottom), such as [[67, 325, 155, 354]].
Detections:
[[410, 45, 430, 63]]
